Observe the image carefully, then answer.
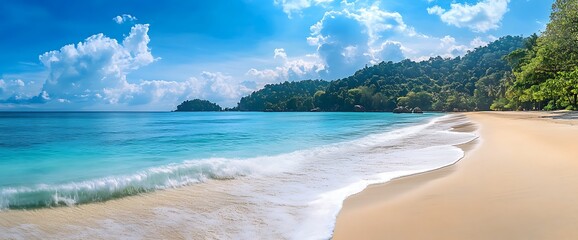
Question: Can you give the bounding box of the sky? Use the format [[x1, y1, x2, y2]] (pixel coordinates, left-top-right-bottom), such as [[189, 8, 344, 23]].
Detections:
[[0, 0, 552, 110]]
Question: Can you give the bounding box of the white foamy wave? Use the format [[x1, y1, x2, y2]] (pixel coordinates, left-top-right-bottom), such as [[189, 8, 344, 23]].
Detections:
[[0, 154, 301, 209], [0, 134, 370, 210], [0, 115, 460, 210], [227, 114, 478, 240], [0, 114, 478, 240]]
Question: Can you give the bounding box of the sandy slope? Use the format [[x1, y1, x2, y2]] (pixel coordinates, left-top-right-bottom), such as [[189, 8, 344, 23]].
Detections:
[[333, 111, 578, 239]]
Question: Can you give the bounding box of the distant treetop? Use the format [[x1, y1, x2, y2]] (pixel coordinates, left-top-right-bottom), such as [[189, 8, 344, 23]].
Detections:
[[175, 99, 222, 112], [236, 36, 525, 112]]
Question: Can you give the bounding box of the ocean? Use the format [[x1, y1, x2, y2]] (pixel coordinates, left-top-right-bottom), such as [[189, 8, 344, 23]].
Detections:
[[0, 112, 476, 239]]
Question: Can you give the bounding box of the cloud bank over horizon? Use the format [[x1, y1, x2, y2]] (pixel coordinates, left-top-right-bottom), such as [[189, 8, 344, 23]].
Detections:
[[1, 24, 228, 110], [0, 23, 261, 110], [0, 0, 549, 110]]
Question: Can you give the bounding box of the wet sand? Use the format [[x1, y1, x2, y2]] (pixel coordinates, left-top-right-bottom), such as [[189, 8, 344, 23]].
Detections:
[[333, 111, 578, 239]]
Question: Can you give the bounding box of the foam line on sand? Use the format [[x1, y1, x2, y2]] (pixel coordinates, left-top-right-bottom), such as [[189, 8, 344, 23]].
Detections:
[[333, 111, 578, 239]]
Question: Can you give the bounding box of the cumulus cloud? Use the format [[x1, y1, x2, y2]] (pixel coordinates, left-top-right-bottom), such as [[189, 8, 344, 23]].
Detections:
[[194, 71, 255, 105], [274, 48, 288, 60], [1, 24, 216, 109], [274, 0, 334, 17], [371, 41, 405, 63], [307, 3, 411, 79], [426, 5, 445, 15], [0, 23, 262, 109], [38, 24, 156, 105], [0, 79, 26, 100], [247, 15, 493, 87], [298, 1, 499, 68], [113, 14, 137, 24], [246, 48, 325, 82], [253, 2, 447, 81], [427, 0, 510, 32], [439, 35, 470, 57], [470, 37, 488, 48], [405, 35, 497, 61], [122, 79, 201, 107], [129, 71, 254, 107], [0, 75, 47, 105]]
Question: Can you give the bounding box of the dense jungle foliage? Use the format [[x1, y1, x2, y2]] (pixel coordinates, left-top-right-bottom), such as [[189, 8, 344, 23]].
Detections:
[[181, 0, 577, 112], [237, 36, 524, 112]]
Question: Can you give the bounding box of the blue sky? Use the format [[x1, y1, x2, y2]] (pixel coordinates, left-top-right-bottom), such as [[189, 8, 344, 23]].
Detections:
[[0, 0, 552, 110]]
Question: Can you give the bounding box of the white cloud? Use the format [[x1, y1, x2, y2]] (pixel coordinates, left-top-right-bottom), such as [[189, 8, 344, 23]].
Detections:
[[3, 2, 506, 110], [274, 48, 288, 60], [113, 14, 137, 24], [307, 4, 410, 79], [427, 0, 510, 32], [265, 13, 482, 80], [470, 37, 488, 48], [426, 5, 444, 15], [355, 4, 411, 44], [0, 22, 264, 109], [123, 78, 201, 107], [402, 34, 490, 61], [487, 35, 499, 41], [274, 0, 334, 17], [247, 48, 325, 82], [1, 24, 227, 109], [196, 71, 254, 105], [38, 24, 156, 105], [0, 79, 26, 100], [299, 1, 500, 65], [254, 2, 454, 81], [439, 35, 470, 57], [370, 41, 405, 64]]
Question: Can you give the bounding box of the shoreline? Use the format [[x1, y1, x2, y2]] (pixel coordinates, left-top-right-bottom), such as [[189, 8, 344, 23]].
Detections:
[[333, 111, 578, 239], [0, 113, 472, 239]]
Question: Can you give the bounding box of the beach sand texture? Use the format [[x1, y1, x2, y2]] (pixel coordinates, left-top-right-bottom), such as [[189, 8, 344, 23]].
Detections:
[[334, 111, 578, 239]]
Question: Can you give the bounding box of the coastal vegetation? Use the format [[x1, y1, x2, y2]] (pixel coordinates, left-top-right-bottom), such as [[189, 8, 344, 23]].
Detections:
[[496, 0, 578, 110], [237, 36, 524, 112], [180, 0, 577, 112], [175, 99, 222, 111], [237, 80, 329, 111]]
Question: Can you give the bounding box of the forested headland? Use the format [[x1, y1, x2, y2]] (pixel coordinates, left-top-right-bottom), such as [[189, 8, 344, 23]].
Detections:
[[238, 36, 523, 112], [179, 0, 577, 112]]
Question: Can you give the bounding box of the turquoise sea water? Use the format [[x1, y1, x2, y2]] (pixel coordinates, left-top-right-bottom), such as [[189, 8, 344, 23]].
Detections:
[[0, 112, 476, 239], [0, 112, 433, 208]]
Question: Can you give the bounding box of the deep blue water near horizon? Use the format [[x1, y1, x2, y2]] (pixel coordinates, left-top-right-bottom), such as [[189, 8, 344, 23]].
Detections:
[[0, 111, 437, 209]]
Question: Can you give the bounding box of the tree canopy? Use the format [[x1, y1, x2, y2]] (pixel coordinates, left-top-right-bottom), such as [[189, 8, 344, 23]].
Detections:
[[238, 80, 329, 111], [497, 0, 578, 110], [175, 99, 222, 112], [237, 36, 524, 112], [183, 1, 577, 113]]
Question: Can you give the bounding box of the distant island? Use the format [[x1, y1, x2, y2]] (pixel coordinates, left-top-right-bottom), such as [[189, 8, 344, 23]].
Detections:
[[174, 99, 222, 112]]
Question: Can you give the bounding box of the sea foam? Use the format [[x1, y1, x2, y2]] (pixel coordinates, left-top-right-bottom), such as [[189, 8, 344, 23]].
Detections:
[[1, 114, 477, 240]]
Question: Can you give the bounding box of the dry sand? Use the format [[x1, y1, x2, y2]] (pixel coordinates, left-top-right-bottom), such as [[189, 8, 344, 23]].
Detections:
[[333, 111, 578, 239]]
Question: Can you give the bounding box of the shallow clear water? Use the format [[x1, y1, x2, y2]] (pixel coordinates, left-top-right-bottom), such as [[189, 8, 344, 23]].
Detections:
[[0, 112, 477, 239], [0, 112, 434, 207]]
